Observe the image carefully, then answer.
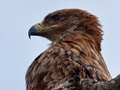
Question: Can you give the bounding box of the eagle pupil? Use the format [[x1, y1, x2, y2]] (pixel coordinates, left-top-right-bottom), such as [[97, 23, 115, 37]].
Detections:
[[52, 14, 61, 21], [56, 16, 60, 21]]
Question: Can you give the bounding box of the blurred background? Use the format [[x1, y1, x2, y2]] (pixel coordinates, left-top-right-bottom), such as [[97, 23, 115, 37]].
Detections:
[[0, 1, 120, 90]]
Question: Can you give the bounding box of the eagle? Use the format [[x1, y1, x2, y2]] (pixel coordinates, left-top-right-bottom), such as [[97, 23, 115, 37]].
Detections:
[[26, 9, 112, 90]]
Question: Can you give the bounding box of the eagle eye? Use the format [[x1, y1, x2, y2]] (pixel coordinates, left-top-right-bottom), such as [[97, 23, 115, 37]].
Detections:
[[43, 14, 63, 25], [51, 14, 62, 21]]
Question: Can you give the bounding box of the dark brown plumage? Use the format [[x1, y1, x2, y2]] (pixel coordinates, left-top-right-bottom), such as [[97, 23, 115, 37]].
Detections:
[[26, 9, 112, 90]]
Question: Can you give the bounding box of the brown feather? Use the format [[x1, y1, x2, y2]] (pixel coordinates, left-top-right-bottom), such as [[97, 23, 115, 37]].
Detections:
[[26, 9, 112, 90]]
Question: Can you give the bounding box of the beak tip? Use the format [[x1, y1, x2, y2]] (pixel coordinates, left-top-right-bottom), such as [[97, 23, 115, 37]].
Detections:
[[29, 35, 31, 39], [28, 30, 31, 39]]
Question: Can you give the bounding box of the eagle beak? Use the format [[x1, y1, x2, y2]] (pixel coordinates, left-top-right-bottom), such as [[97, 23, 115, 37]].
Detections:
[[28, 24, 41, 39]]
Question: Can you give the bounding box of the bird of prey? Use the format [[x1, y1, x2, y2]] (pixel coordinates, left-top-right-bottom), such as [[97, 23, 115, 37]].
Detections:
[[26, 9, 112, 90]]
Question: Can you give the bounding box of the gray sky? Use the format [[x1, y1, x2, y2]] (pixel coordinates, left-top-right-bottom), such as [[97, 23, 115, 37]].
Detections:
[[1, 1, 120, 90]]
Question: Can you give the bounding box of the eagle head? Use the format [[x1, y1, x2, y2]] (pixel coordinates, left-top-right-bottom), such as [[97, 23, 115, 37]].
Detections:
[[29, 9, 103, 45]]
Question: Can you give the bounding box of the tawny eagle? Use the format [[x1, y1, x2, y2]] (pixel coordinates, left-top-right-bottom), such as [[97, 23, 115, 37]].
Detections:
[[26, 9, 112, 90]]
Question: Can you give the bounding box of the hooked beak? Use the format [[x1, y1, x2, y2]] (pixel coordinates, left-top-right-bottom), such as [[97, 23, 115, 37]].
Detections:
[[28, 24, 41, 39]]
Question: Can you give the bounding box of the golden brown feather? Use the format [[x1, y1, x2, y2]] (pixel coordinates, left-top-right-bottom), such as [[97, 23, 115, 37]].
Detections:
[[26, 9, 112, 90]]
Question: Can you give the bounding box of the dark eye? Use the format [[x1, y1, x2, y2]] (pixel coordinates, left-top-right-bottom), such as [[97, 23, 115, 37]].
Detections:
[[52, 14, 61, 21], [43, 14, 62, 25]]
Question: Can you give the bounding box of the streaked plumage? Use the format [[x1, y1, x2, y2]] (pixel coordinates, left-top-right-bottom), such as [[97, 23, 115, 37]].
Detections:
[[26, 9, 112, 90]]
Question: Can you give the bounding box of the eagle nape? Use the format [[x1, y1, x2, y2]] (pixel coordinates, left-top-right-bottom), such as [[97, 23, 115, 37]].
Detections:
[[28, 24, 41, 39]]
